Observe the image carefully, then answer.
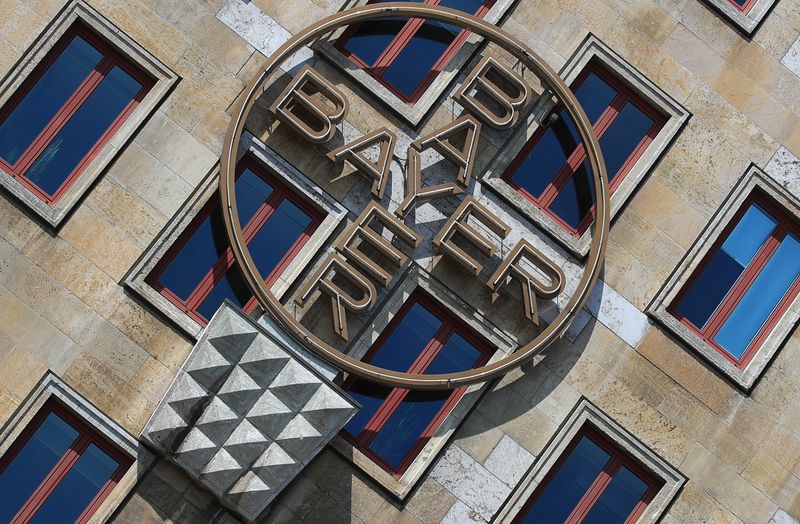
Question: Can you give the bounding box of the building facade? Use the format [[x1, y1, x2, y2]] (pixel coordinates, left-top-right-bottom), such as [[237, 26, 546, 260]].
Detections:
[[0, 0, 799, 522]]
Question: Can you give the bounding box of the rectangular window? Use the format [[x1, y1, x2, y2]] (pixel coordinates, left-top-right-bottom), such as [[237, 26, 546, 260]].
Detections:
[[728, 0, 756, 12], [513, 426, 662, 524], [335, 0, 495, 103], [341, 291, 492, 476], [668, 192, 800, 368], [146, 156, 323, 325], [502, 61, 665, 236], [0, 398, 133, 524], [0, 23, 154, 205]]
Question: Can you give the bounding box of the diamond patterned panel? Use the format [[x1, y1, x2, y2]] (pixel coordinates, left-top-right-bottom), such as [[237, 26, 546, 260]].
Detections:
[[141, 302, 359, 523]]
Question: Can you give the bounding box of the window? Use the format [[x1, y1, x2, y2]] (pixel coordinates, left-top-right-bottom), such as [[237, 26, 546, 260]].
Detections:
[[728, 0, 756, 11], [146, 156, 323, 325], [0, 398, 133, 524], [702, 0, 776, 33], [341, 291, 493, 476], [668, 193, 800, 369], [0, 23, 153, 206], [335, 0, 496, 103], [502, 61, 665, 236], [495, 400, 684, 524], [512, 427, 662, 523]]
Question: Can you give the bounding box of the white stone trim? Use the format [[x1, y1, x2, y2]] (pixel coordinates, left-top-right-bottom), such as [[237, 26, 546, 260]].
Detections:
[[703, 0, 777, 35], [0, 371, 154, 524], [647, 165, 800, 390], [314, 0, 518, 128], [482, 34, 690, 258], [494, 399, 685, 524], [0, 0, 178, 227], [124, 132, 347, 338], [330, 264, 516, 500]]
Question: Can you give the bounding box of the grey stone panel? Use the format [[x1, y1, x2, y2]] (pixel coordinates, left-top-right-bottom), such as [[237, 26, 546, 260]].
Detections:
[[140, 301, 359, 523]]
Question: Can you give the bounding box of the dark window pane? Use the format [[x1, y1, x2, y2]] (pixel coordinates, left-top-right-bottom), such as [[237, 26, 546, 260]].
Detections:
[[548, 161, 595, 229], [438, 0, 485, 14], [0, 413, 79, 523], [344, 18, 409, 66], [582, 466, 650, 524], [520, 436, 610, 523], [367, 332, 482, 469], [24, 65, 142, 196], [599, 101, 654, 182], [509, 119, 574, 199], [674, 204, 776, 328], [155, 171, 272, 301], [574, 72, 618, 125], [0, 36, 103, 165], [381, 20, 460, 98], [367, 389, 450, 469], [714, 233, 800, 358], [342, 381, 393, 437], [368, 302, 443, 373], [29, 444, 119, 524], [248, 198, 312, 278], [196, 262, 252, 321]]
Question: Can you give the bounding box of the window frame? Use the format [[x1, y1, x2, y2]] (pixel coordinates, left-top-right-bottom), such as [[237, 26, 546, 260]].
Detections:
[[145, 155, 324, 326], [314, 0, 519, 127], [511, 425, 662, 524], [340, 290, 493, 477], [0, 398, 133, 524], [500, 61, 667, 237], [333, 0, 496, 105], [649, 166, 800, 389], [481, 34, 689, 258], [702, 0, 777, 34], [0, 372, 148, 524], [330, 265, 516, 499], [495, 399, 684, 524], [667, 192, 800, 370], [124, 133, 348, 339], [0, 23, 155, 206], [0, 0, 177, 227]]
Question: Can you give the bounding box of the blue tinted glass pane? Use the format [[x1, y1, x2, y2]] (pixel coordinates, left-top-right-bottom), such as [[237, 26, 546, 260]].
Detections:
[[156, 172, 272, 301], [548, 161, 594, 229], [599, 102, 654, 182], [29, 444, 120, 524], [582, 466, 650, 524], [509, 117, 574, 199], [0, 413, 79, 523], [438, 0, 485, 13], [196, 263, 252, 321], [24, 65, 142, 196], [714, 233, 800, 359], [0, 36, 102, 165], [382, 20, 459, 98], [368, 332, 482, 468], [368, 302, 442, 372], [520, 436, 610, 523], [237, 169, 274, 226], [342, 381, 393, 437], [367, 389, 450, 469], [574, 72, 618, 124], [248, 198, 312, 278], [674, 204, 776, 328], [344, 18, 408, 66]]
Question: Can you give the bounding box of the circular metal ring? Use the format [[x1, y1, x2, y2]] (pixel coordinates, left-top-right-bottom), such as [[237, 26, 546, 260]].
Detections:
[[220, 2, 610, 390]]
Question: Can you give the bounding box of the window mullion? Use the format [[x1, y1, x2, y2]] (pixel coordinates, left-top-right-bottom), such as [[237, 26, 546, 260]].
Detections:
[[14, 56, 112, 176], [565, 456, 621, 524], [11, 434, 92, 524]]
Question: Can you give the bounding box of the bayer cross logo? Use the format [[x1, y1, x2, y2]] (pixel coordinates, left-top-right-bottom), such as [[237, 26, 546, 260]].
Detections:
[[220, 2, 611, 389]]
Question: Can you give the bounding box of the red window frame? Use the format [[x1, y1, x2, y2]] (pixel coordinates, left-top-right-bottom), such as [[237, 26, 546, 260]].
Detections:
[[502, 61, 666, 237], [513, 425, 663, 524], [668, 190, 800, 369], [334, 0, 496, 104], [0, 398, 133, 524], [727, 0, 756, 13], [0, 23, 154, 206], [341, 291, 493, 477], [146, 155, 324, 326]]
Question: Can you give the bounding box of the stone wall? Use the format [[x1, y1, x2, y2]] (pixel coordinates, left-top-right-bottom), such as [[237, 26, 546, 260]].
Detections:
[[0, 0, 799, 523]]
